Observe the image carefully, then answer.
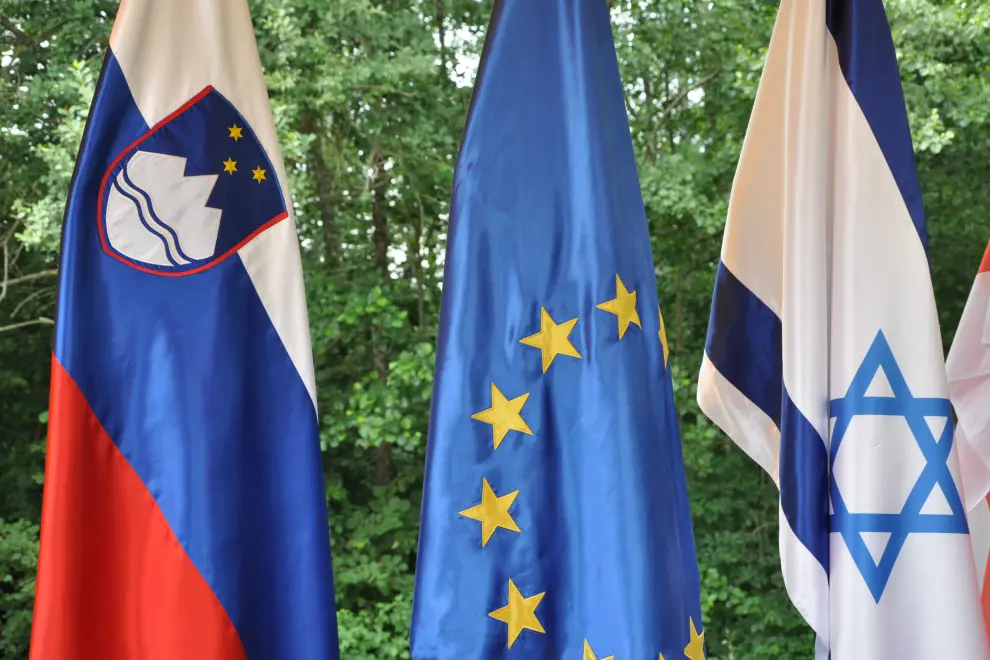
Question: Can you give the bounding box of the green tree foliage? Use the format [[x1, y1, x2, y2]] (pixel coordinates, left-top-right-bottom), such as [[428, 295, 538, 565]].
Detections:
[[1, 1, 988, 657]]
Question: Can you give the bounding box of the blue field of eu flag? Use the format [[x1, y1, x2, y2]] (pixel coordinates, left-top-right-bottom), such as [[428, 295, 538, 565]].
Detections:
[[410, 0, 705, 658]]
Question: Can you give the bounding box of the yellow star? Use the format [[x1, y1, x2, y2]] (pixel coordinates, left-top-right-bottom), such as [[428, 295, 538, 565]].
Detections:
[[252, 166, 267, 183], [520, 307, 582, 372], [488, 579, 545, 648], [659, 655, 665, 660], [459, 478, 520, 546], [596, 274, 641, 339], [228, 123, 243, 141], [583, 639, 614, 660], [684, 617, 706, 660], [658, 305, 669, 365], [471, 383, 533, 450], [223, 157, 237, 175]]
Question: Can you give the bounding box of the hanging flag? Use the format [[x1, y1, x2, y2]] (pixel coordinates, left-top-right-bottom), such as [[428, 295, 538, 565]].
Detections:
[[947, 240, 990, 637], [697, 0, 989, 656], [410, 0, 704, 658], [29, 1, 340, 658]]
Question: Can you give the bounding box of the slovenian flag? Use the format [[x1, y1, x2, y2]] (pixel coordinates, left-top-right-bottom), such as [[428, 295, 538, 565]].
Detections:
[[29, 1, 340, 657], [697, 0, 989, 656]]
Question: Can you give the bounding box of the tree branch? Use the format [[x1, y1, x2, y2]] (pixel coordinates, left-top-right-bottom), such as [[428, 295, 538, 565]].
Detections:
[[1, 238, 8, 304], [0, 17, 34, 49], [12, 287, 54, 318], [3, 269, 58, 289], [0, 317, 54, 334], [0, 218, 23, 304], [658, 68, 723, 121]]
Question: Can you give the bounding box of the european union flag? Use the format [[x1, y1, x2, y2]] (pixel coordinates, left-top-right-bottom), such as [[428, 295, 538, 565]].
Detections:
[[410, 0, 704, 658]]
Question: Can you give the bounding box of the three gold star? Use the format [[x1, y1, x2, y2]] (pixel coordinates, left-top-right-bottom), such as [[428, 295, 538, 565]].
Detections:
[[583, 639, 614, 660], [228, 123, 243, 141], [459, 478, 520, 546], [520, 307, 582, 372], [596, 274, 641, 339], [222, 157, 237, 175], [471, 383, 533, 450], [488, 579, 545, 648]]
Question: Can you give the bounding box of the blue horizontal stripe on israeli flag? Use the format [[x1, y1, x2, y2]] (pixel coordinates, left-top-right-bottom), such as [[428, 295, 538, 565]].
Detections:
[[705, 262, 830, 570], [826, 0, 928, 251]]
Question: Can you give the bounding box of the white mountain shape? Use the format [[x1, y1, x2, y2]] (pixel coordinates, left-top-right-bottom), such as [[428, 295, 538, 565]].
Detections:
[[105, 151, 221, 266]]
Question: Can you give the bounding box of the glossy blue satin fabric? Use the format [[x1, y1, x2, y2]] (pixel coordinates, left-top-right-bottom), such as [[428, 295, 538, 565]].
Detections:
[[410, 0, 704, 657], [56, 55, 339, 658]]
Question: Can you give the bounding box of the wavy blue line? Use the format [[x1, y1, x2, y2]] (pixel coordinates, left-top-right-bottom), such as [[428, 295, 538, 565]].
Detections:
[[112, 177, 180, 267], [120, 163, 195, 264]]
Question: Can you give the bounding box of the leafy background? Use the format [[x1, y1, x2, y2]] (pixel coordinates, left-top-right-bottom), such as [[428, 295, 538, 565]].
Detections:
[[1, 0, 988, 657]]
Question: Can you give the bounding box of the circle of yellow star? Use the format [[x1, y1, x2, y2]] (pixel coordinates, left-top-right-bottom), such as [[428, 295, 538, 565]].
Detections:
[[596, 274, 641, 339], [223, 157, 237, 175], [658, 305, 669, 365], [228, 123, 244, 141], [458, 477, 520, 546], [252, 166, 267, 183], [583, 639, 614, 660], [684, 617, 706, 660], [488, 579, 545, 649], [471, 383, 533, 450], [520, 307, 582, 372]]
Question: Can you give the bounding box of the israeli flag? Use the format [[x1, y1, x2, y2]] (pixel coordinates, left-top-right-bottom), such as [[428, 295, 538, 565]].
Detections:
[[697, 1, 989, 656]]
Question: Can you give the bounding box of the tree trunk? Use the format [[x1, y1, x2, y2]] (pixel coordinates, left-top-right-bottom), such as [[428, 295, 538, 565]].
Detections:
[[435, 0, 448, 77], [414, 196, 427, 336], [301, 112, 341, 267], [370, 142, 393, 485]]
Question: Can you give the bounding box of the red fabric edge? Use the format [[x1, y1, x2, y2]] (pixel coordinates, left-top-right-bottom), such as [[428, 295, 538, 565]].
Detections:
[[29, 357, 246, 660], [979, 240, 990, 275]]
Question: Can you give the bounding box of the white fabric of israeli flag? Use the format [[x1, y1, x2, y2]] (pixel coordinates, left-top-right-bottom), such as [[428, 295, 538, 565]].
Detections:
[[697, 1, 990, 656]]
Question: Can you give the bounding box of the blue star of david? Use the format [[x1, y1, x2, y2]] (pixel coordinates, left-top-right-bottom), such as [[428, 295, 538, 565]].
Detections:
[[829, 330, 968, 602]]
